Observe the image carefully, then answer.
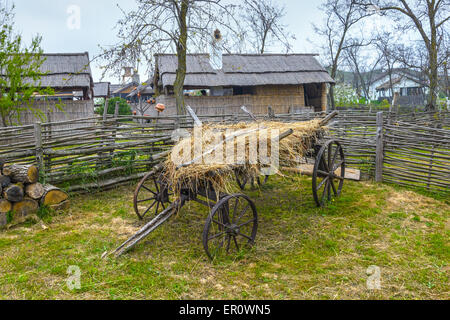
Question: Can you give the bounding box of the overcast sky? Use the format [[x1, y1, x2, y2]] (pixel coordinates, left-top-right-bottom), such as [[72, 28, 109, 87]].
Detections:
[[11, 1, 340, 83]]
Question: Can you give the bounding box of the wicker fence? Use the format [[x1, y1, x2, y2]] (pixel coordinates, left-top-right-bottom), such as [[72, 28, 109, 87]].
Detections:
[[382, 120, 449, 192], [0, 109, 448, 194]]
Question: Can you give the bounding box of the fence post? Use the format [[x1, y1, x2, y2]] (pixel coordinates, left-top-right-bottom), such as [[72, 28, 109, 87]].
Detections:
[[34, 122, 44, 172], [103, 99, 108, 121], [110, 101, 120, 162], [375, 111, 384, 182]]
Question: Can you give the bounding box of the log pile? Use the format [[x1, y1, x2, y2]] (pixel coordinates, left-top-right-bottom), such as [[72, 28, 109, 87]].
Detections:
[[0, 161, 69, 226]]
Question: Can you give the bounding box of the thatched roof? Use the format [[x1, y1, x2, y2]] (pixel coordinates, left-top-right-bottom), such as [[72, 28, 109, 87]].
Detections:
[[94, 82, 110, 97], [155, 54, 334, 89], [35, 53, 94, 90]]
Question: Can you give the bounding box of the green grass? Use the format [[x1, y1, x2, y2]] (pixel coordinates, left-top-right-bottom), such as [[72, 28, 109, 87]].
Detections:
[[0, 174, 448, 300]]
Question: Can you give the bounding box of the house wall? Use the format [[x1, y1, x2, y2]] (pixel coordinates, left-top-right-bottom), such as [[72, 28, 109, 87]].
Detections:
[[156, 84, 318, 116], [371, 74, 428, 100]]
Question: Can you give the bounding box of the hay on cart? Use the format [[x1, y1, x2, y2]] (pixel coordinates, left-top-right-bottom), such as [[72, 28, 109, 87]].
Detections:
[[163, 119, 327, 195]]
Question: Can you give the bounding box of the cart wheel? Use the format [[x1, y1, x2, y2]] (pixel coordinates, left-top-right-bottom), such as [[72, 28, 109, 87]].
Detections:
[[312, 140, 345, 207], [134, 170, 173, 220], [203, 194, 258, 260]]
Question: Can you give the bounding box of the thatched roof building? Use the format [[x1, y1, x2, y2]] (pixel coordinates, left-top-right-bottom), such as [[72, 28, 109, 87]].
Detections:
[[154, 54, 334, 114], [1, 52, 94, 100], [37, 53, 94, 100], [156, 54, 334, 89]]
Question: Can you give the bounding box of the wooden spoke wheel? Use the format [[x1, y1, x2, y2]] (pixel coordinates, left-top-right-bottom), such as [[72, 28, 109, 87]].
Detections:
[[234, 169, 269, 190], [202, 194, 258, 260], [133, 170, 173, 220], [312, 140, 345, 207]]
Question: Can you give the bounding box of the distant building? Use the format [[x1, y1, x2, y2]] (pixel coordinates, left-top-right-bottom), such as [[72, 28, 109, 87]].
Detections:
[[153, 53, 335, 114], [369, 69, 428, 105], [93, 82, 111, 107], [110, 70, 148, 103], [126, 78, 155, 103], [93, 82, 111, 99], [110, 82, 138, 100]]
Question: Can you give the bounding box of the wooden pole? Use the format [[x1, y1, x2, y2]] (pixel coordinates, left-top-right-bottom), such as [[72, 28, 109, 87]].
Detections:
[[110, 102, 120, 162], [375, 111, 384, 183], [34, 122, 44, 173], [103, 99, 109, 121]]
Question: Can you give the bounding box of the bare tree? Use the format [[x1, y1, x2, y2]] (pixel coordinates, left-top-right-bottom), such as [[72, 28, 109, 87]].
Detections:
[[343, 39, 383, 101], [360, 0, 450, 110], [240, 0, 294, 54], [313, 0, 374, 110], [373, 31, 401, 100], [99, 0, 240, 115]]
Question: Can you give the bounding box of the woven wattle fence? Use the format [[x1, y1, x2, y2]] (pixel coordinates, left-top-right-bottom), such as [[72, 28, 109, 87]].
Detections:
[[0, 109, 448, 194]]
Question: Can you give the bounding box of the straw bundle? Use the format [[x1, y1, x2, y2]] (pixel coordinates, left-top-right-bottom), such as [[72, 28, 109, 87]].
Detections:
[[163, 119, 326, 195]]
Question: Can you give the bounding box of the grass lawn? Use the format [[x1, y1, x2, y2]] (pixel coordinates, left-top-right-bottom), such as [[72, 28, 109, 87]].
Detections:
[[0, 174, 448, 300]]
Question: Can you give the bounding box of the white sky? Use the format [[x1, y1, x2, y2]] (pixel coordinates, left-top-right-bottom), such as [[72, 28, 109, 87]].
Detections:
[[11, 0, 386, 83]]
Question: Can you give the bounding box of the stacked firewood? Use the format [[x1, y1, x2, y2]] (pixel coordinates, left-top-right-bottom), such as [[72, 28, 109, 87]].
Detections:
[[0, 161, 69, 226]]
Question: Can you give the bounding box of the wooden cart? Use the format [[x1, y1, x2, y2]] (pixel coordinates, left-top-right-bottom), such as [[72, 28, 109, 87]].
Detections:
[[111, 111, 345, 259]]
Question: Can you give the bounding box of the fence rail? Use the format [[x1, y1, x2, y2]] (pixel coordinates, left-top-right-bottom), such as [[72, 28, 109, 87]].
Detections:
[[0, 109, 448, 194]]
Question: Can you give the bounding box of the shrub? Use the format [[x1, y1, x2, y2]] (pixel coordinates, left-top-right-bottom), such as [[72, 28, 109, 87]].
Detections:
[[95, 97, 132, 116]]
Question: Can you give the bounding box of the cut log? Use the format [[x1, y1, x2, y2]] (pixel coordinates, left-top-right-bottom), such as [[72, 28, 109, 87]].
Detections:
[[0, 175, 11, 188], [2, 183, 24, 203], [13, 198, 39, 217], [25, 182, 45, 200], [41, 185, 69, 206], [0, 199, 12, 214], [49, 200, 70, 212], [2, 164, 39, 184]]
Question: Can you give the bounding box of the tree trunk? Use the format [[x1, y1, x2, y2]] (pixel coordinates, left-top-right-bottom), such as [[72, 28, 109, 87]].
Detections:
[[173, 0, 189, 116], [2, 164, 39, 184], [329, 62, 339, 110], [427, 47, 438, 111], [329, 84, 336, 110]]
